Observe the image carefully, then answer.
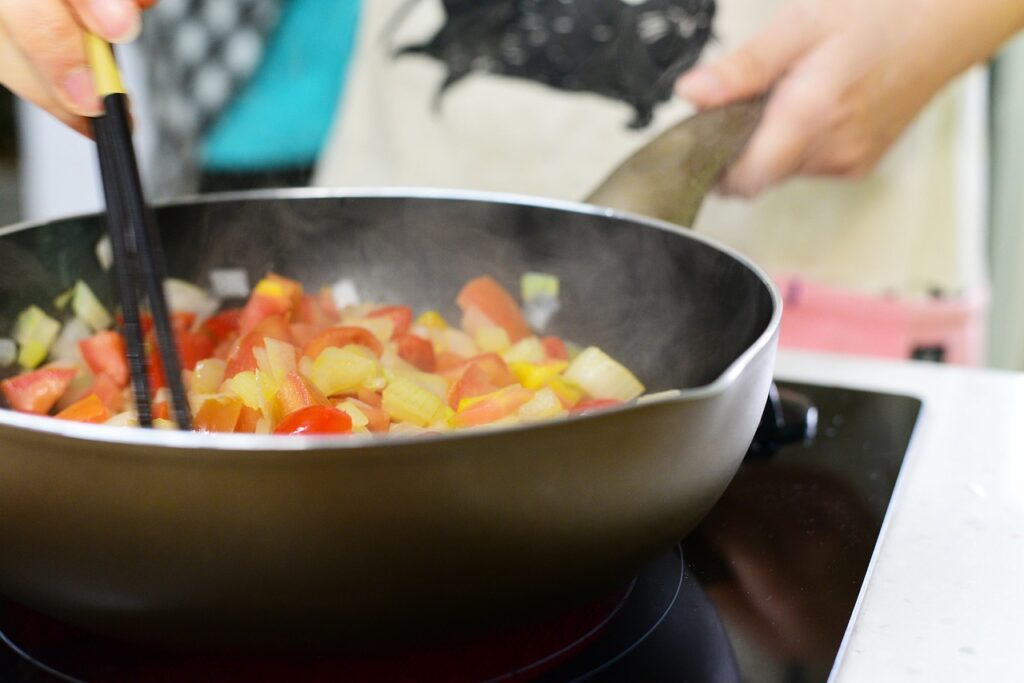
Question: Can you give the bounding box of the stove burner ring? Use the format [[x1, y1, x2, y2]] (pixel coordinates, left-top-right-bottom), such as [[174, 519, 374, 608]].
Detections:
[[0, 548, 685, 683]]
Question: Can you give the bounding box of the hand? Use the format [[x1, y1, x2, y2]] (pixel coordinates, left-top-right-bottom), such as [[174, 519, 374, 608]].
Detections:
[[676, 0, 1024, 197], [0, 0, 155, 135]]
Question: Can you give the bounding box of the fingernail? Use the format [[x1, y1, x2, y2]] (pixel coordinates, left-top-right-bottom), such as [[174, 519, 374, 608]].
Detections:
[[90, 0, 141, 42], [676, 67, 726, 102], [63, 67, 102, 115]]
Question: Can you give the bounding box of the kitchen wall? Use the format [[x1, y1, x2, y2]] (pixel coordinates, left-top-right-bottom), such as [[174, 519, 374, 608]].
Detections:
[[988, 35, 1024, 371]]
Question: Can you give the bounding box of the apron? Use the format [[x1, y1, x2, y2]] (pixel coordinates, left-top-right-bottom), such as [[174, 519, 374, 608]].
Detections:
[[314, 0, 989, 363]]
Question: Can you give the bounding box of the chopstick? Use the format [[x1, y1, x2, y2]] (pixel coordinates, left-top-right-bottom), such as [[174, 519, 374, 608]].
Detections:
[[84, 35, 192, 430]]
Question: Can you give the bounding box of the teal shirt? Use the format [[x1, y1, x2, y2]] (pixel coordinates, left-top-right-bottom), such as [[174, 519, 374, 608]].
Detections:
[[201, 0, 361, 171]]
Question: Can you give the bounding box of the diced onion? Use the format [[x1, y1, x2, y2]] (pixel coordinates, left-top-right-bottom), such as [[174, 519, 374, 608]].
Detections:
[[383, 376, 445, 427], [51, 317, 91, 363], [208, 269, 251, 299], [563, 347, 645, 401], [13, 305, 61, 369], [71, 281, 113, 332], [331, 279, 361, 308], [521, 272, 560, 302], [164, 279, 219, 323], [95, 236, 113, 270], [0, 338, 16, 367]]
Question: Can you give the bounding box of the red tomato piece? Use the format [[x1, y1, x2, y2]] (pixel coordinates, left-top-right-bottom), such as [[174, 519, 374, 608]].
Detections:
[[542, 336, 568, 361], [224, 315, 294, 379], [317, 289, 341, 322], [570, 398, 624, 415], [456, 276, 531, 342], [303, 326, 383, 359], [79, 331, 129, 388], [194, 396, 243, 433], [235, 405, 262, 433], [274, 405, 352, 435], [396, 334, 436, 372], [368, 306, 413, 338], [275, 370, 329, 416], [450, 386, 533, 428], [289, 323, 318, 350], [357, 388, 383, 408], [349, 398, 391, 433], [440, 353, 517, 388], [447, 363, 497, 409], [56, 394, 110, 424], [117, 312, 154, 336], [238, 273, 303, 335], [1, 366, 78, 414], [90, 372, 125, 412], [151, 400, 170, 421], [435, 351, 468, 372], [202, 308, 242, 341]]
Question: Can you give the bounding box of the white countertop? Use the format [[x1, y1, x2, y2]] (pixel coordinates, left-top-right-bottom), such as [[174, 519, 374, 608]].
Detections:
[[773, 350, 1024, 682]]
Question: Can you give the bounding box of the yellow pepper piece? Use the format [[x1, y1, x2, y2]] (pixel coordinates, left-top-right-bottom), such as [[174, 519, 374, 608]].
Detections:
[[254, 277, 287, 299], [510, 361, 569, 390], [545, 376, 584, 408], [416, 310, 448, 330]]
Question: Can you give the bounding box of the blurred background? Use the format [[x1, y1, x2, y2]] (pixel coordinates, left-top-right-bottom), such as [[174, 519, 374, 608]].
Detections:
[[1, 6, 1023, 371]]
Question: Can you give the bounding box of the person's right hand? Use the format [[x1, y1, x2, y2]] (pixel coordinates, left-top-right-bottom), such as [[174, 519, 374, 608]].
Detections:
[[0, 0, 154, 135]]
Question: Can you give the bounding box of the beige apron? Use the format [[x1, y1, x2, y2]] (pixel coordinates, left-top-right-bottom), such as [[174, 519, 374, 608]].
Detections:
[[314, 0, 988, 299]]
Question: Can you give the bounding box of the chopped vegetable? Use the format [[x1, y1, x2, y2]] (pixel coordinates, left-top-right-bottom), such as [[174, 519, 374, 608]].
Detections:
[[457, 276, 531, 342], [1, 366, 77, 414], [2, 272, 649, 434], [0, 338, 16, 367], [274, 405, 352, 435], [13, 306, 61, 369], [564, 348, 645, 401], [71, 281, 113, 332], [56, 394, 111, 424], [520, 272, 560, 302]]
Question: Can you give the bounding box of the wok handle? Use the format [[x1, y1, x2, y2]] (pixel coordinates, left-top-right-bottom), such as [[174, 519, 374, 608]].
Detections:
[[584, 97, 766, 228]]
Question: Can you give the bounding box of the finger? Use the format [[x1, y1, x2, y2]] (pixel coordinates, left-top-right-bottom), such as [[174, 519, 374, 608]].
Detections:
[[0, 22, 92, 136], [0, 0, 101, 117], [717, 74, 832, 197], [676, 4, 818, 109], [64, 0, 142, 43]]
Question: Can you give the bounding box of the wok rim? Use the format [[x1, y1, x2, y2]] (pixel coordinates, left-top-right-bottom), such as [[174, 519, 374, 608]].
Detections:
[[0, 187, 782, 453]]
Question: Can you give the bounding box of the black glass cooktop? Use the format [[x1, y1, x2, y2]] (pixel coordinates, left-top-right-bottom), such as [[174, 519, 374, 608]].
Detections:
[[0, 381, 921, 682]]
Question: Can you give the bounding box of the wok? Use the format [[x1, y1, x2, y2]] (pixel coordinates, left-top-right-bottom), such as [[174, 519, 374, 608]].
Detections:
[[0, 188, 778, 648]]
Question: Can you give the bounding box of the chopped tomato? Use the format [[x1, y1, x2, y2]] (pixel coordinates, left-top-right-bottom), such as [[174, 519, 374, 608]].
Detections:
[[368, 306, 413, 338], [289, 323, 318, 350], [450, 386, 533, 428], [542, 336, 568, 361], [349, 399, 391, 433], [435, 351, 468, 372], [194, 396, 244, 433], [440, 353, 517, 388], [202, 308, 242, 341], [275, 370, 329, 416], [152, 400, 170, 421], [303, 326, 383, 359], [238, 273, 303, 334], [570, 398, 624, 415], [146, 325, 215, 389], [117, 312, 154, 336], [1, 366, 78, 414], [79, 331, 129, 388], [396, 334, 436, 372], [89, 372, 124, 411], [456, 276, 530, 342], [224, 315, 294, 379], [274, 405, 352, 435], [447, 363, 497, 409], [235, 405, 262, 433], [317, 289, 341, 322], [56, 394, 110, 424], [357, 388, 383, 408]]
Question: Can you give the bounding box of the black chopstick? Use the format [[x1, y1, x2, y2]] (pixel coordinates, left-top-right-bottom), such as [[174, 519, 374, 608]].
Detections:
[[86, 36, 192, 430]]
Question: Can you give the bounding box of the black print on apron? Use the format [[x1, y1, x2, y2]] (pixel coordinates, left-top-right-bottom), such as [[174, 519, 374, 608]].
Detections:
[[390, 0, 716, 129]]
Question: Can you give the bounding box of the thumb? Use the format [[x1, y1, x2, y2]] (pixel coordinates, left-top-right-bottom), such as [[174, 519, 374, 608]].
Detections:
[[677, 6, 816, 108]]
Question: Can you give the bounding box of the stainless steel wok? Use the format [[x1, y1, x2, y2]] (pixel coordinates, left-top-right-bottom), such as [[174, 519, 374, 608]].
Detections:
[[0, 188, 780, 648]]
